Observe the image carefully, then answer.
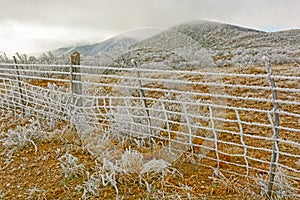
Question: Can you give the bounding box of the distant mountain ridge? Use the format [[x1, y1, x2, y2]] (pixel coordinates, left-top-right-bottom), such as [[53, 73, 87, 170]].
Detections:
[[52, 27, 164, 56], [53, 37, 137, 56], [170, 20, 300, 50], [51, 20, 300, 57]]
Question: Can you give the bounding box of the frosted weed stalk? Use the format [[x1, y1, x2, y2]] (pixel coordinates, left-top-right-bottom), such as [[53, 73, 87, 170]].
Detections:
[[0, 126, 37, 168], [0, 115, 59, 153], [76, 171, 102, 200], [257, 167, 297, 199], [77, 148, 181, 199], [58, 152, 85, 178], [0, 125, 38, 154], [0, 111, 67, 168], [25, 186, 46, 200]]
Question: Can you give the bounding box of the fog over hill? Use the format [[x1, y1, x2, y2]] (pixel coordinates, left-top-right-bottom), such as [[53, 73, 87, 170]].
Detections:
[[23, 20, 300, 68], [53, 20, 299, 56], [52, 27, 164, 56], [170, 20, 300, 49]]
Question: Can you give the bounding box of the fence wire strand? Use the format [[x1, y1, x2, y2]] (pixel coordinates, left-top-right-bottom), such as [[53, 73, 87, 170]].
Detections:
[[0, 62, 299, 198]]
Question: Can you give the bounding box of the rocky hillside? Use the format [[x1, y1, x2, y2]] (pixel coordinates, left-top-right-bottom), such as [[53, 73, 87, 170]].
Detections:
[[45, 20, 300, 68], [136, 20, 300, 50]]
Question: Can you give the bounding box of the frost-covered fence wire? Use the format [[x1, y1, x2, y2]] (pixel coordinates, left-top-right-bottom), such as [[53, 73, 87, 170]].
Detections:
[[0, 63, 71, 122], [0, 62, 299, 197]]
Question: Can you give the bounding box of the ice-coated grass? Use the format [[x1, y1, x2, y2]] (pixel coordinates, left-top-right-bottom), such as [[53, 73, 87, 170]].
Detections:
[[76, 147, 180, 199], [25, 186, 46, 200], [257, 167, 298, 200], [58, 152, 85, 179]]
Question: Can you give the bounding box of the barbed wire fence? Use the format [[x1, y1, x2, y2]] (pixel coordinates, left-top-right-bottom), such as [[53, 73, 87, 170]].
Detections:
[[0, 53, 299, 199]]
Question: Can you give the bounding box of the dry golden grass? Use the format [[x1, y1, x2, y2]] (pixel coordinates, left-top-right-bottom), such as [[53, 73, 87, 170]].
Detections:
[[0, 64, 299, 199]]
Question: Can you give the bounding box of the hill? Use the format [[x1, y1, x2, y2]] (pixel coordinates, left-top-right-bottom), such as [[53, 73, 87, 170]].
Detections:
[[52, 28, 164, 56], [52, 37, 136, 56], [48, 20, 300, 68], [137, 20, 300, 50], [52, 20, 300, 56]]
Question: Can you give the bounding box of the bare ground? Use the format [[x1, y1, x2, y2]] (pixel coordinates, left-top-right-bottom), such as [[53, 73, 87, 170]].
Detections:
[[1, 65, 300, 199]]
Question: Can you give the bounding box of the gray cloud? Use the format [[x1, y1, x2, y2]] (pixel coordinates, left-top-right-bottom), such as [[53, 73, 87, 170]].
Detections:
[[1, 0, 299, 30], [0, 0, 299, 55]]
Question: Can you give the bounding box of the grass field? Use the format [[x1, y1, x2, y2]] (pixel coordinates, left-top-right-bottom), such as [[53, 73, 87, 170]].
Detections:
[[0, 64, 300, 199]]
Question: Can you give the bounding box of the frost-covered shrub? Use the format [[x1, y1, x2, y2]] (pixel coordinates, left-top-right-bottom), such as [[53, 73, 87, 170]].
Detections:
[[77, 148, 177, 199], [118, 147, 144, 173], [25, 186, 46, 200], [171, 47, 216, 69], [257, 167, 298, 199], [0, 116, 49, 153], [0, 127, 37, 153], [107, 98, 152, 139], [58, 152, 85, 178]]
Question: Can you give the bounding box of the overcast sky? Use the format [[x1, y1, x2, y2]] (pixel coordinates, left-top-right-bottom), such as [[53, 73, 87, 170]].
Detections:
[[1, 0, 299, 56]]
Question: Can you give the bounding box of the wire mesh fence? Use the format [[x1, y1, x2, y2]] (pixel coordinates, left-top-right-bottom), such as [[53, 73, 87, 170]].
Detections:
[[0, 59, 299, 198]]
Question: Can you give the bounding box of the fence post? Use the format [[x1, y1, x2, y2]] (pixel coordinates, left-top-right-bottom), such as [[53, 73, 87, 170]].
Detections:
[[70, 51, 82, 107], [13, 56, 25, 117], [131, 59, 153, 145], [265, 57, 280, 199]]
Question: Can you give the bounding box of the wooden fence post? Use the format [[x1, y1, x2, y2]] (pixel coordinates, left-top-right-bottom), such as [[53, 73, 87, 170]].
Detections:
[[70, 51, 82, 107]]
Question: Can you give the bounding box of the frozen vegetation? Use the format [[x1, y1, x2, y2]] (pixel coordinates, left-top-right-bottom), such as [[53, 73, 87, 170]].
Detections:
[[1, 20, 300, 199]]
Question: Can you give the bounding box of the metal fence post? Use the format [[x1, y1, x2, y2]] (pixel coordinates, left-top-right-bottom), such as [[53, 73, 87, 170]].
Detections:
[[265, 57, 280, 199], [13, 56, 25, 117], [131, 59, 153, 145]]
